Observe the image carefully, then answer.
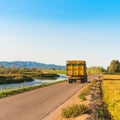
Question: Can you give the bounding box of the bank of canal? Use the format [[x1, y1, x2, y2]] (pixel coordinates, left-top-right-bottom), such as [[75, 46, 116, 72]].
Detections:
[[0, 74, 67, 91]]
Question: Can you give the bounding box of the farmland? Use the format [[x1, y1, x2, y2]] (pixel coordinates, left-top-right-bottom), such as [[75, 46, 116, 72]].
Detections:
[[102, 75, 120, 120]]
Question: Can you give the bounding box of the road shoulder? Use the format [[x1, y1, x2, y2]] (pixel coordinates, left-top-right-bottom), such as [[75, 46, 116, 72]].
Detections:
[[43, 83, 92, 120]]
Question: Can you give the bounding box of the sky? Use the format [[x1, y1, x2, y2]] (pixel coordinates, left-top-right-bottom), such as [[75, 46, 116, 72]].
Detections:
[[0, 0, 120, 68]]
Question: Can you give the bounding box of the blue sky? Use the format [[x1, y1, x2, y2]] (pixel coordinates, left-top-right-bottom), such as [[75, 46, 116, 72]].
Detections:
[[0, 0, 120, 68]]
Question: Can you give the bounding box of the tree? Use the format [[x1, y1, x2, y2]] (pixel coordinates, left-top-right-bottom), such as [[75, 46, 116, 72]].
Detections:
[[87, 66, 106, 74], [108, 60, 120, 73]]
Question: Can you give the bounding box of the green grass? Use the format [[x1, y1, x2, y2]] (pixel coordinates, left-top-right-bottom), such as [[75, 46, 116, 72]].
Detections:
[[0, 75, 33, 84], [61, 104, 90, 118], [42, 69, 66, 75], [23, 72, 60, 80], [0, 68, 65, 81], [79, 80, 96, 101], [0, 80, 66, 98]]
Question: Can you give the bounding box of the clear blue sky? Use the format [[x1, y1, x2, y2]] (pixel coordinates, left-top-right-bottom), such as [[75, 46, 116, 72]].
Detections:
[[0, 0, 120, 68]]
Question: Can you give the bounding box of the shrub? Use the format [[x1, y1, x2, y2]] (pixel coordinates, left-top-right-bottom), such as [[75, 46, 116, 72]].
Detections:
[[61, 104, 90, 118], [79, 93, 87, 101]]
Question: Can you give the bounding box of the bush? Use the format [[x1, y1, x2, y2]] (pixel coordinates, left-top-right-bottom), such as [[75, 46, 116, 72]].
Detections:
[[79, 93, 87, 101], [61, 104, 90, 118]]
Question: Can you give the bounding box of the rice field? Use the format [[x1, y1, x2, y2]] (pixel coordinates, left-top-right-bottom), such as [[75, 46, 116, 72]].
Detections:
[[103, 74, 120, 80], [102, 75, 120, 120]]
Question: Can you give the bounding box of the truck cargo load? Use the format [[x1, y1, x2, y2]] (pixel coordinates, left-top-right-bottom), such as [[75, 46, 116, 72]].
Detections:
[[66, 60, 87, 83]]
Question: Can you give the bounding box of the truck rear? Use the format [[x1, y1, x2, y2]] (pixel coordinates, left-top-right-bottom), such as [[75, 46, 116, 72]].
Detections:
[[66, 60, 87, 83]]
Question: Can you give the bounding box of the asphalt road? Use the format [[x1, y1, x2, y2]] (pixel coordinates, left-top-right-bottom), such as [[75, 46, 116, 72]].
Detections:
[[0, 75, 98, 120]]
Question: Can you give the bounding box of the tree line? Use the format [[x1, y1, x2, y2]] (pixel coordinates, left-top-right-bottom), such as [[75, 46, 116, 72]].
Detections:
[[0, 59, 120, 75], [87, 60, 120, 74], [87, 66, 105, 74]]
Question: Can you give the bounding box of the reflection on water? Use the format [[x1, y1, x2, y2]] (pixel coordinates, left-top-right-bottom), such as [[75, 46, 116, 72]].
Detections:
[[0, 74, 67, 91]]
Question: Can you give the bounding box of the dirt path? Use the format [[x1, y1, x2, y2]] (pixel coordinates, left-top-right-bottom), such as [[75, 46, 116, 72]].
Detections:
[[0, 75, 98, 120]]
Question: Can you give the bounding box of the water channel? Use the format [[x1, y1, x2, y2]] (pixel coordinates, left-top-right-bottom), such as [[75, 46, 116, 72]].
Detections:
[[0, 74, 67, 91]]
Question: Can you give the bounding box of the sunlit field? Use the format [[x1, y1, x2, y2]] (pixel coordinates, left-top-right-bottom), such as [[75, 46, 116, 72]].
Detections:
[[103, 74, 120, 80], [102, 75, 120, 120]]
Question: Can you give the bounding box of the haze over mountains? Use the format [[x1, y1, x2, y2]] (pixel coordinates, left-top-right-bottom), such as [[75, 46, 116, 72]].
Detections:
[[0, 61, 65, 69]]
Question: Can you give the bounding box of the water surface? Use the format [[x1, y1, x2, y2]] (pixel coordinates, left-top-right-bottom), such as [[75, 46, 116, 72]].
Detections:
[[0, 74, 67, 91]]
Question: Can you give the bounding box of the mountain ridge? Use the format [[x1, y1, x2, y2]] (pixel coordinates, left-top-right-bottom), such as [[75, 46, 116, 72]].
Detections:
[[0, 61, 65, 69]]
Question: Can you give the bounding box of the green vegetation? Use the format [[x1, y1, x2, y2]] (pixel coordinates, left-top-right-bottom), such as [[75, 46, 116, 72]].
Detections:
[[0, 67, 64, 81], [102, 76, 120, 120], [61, 104, 90, 118], [0, 75, 33, 84], [42, 69, 66, 75], [107, 60, 120, 73], [23, 72, 59, 80], [79, 80, 96, 101], [0, 80, 66, 98], [87, 66, 106, 74]]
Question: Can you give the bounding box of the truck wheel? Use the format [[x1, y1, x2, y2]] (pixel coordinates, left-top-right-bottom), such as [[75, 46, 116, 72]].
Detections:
[[84, 75, 87, 82], [68, 79, 71, 83], [68, 79, 73, 83], [73, 79, 76, 82], [81, 79, 84, 83]]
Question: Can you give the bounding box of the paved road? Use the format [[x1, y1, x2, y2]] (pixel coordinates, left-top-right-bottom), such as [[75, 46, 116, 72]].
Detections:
[[0, 75, 98, 120]]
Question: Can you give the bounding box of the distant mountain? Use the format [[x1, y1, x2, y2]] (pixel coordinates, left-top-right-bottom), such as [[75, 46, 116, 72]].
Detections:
[[0, 61, 65, 69]]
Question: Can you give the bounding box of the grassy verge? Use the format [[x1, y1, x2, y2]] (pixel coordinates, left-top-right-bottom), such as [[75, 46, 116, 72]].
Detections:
[[61, 104, 90, 118], [79, 80, 96, 101], [0, 80, 66, 98], [102, 78, 120, 120]]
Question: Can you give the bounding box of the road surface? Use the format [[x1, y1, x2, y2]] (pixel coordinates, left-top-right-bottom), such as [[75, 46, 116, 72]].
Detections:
[[0, 75, 98, 120]]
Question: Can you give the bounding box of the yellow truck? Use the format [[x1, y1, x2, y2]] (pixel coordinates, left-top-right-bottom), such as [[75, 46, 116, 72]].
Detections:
[[66, 60, 87, 83]]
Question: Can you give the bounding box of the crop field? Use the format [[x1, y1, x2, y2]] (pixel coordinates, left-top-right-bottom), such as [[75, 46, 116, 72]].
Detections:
[[102, 75, 120, 120], [103, 74, 120, 80]]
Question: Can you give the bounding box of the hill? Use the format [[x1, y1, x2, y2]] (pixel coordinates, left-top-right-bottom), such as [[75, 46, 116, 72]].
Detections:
[[0, 61, 65, 69]]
